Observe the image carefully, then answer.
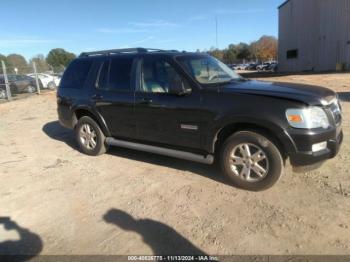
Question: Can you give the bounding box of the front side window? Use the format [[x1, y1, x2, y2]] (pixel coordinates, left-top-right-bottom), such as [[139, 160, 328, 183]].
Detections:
[[177, 55, 241, 84], [141, 58, 189, 94]]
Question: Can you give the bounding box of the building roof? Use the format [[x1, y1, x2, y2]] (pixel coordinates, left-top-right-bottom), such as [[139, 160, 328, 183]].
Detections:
[[278, 0, 291, 9]]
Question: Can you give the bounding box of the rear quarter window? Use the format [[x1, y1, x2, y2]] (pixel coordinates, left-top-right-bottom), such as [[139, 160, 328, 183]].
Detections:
[[60, 59, 93, 89]]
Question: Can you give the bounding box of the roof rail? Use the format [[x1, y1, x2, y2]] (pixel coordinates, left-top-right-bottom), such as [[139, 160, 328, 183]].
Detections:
[[79, 48, 177, 57]]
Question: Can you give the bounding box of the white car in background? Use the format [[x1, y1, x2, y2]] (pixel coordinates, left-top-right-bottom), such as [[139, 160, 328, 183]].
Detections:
[[27, 73, 60, 89]]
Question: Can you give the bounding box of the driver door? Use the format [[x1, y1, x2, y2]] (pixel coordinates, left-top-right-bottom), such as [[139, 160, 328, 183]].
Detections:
[[134, 56, 203, 150]]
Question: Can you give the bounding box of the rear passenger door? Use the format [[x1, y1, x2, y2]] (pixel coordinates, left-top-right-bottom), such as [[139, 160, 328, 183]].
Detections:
[[93, 55, 137, 139]]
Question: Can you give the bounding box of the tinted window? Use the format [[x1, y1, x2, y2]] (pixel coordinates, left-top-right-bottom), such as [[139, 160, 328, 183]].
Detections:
[[16, 75, 25, 81], [8, 75, 16, 81], [60, 59, 93, 89], [24, 76, 33, 81], [141, 58, 189, 93], [108, 57, 133, 91]]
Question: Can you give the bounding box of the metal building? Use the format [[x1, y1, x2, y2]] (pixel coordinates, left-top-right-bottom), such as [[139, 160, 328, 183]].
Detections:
[[278, 0, 350, 72]]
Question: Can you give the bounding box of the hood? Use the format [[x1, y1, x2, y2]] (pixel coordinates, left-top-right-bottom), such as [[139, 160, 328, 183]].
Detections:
[[221, 80, 336, 106]]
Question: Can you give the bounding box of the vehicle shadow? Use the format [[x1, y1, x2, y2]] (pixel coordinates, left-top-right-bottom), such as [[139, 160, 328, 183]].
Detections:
[[42, 121, 77, 149], [338, 92, 350, 102], [42, 121, 231, 186], [0, 217, 43, 261], [108, 146, 230, 184], [103, 209, 207, 255]]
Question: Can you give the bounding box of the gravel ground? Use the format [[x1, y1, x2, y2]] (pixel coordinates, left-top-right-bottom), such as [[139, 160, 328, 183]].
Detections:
[[0, 73, 349, 256]]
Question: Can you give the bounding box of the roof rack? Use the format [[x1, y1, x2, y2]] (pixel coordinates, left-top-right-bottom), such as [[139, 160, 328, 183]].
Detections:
[[79, 48, 178, 57]]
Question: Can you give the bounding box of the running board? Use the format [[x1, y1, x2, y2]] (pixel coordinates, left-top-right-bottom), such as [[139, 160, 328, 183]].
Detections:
[[105, 137, 214, 165]]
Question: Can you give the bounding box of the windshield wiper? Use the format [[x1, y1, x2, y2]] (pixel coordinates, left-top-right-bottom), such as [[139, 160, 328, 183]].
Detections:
[[205, 78, 246, 86]]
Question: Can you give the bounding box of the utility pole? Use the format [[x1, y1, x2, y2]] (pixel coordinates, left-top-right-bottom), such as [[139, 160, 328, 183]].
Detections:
[[215, 17, 219, 49], [1, 60, 11, 100], [32, 62, 41, 95]]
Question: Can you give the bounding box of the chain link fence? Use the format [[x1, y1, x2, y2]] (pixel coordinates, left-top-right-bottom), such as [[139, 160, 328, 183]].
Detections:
[[0, 60, 62, 102]]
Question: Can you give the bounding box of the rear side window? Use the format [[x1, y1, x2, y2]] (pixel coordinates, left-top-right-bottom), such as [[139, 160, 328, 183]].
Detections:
[[108, 57, 133, 91], [60, 59, 93, 89]]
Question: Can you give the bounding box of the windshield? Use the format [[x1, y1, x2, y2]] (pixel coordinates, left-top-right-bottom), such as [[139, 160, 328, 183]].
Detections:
[[177, 55, 242, 84]]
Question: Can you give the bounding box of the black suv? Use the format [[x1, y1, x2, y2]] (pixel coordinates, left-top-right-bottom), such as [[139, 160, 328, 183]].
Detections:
[[57, 48, 343, 191]]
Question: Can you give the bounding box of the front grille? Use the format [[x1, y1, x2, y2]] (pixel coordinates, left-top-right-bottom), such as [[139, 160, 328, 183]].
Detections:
[[329, 100, 342, 125]]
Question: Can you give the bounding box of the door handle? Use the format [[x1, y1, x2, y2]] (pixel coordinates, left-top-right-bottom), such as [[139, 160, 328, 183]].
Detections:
[[139, 98, 153, 104], [92, 94, 103, 100]]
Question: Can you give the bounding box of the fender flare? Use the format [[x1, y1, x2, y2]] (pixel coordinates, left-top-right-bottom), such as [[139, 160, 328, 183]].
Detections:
[[72, 105, 111, 137], [209, 116, 297, 155]]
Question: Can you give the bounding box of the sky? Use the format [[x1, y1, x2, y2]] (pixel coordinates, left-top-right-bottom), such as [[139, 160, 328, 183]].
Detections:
[[0, 0, 283, 60]]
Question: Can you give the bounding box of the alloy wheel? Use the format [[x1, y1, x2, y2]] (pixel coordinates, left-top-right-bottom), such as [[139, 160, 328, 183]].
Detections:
[[79, 124, 97, 150], [230, 143, 269, 182], [27, 86, 36, 93]]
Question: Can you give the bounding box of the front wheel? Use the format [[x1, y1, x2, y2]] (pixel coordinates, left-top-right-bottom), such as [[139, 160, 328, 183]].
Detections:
[[26, 85, 36, 93], [220, 131, 284, 191]]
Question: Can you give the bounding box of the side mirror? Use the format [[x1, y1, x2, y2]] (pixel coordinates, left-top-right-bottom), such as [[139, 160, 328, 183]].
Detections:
[[169, 77, 192, 96]]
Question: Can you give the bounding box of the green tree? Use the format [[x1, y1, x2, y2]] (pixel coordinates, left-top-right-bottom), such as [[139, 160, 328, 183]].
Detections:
[[29, 54, 51, 73], [221, 43, 251, 64], [46, 48, 76, 71], [0, 54, 9, 67], [235, 43, 251, 60], [203, 35, 278, 64], [223, 45, 237, 64], [6, 54, 28, 73], [208, 47, 224, 61]]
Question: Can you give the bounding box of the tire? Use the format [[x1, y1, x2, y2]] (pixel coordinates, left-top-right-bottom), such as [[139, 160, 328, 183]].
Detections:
[[75, 116, 107, 156], [27, 85, 36, 93], [47, 81, 56, 90], [0, 89, 6, 99], [220, 131, 284, 191]]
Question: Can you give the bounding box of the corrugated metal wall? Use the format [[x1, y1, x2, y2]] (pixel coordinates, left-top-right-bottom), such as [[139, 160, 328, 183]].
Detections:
[[278, 0, 350, 72]]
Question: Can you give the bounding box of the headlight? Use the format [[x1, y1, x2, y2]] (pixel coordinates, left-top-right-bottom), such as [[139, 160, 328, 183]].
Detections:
[[286, 107, 329, 129]]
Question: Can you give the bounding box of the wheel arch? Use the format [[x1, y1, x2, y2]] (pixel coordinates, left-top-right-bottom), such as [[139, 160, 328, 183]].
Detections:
[[212, 121, 294, 161], [72, 107, 111, 137]]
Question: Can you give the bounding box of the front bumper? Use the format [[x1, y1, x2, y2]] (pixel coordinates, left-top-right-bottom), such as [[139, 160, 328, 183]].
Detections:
[[288, 125, 343, 166]]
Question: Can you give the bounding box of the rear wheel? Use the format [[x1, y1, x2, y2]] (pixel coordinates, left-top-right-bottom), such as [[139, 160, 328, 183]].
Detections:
[[220, 131, 284, 191], [47, 81, 56, 90], [75, 116, 107, 156]]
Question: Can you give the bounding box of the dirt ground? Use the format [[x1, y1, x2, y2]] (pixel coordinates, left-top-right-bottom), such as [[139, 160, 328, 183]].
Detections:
[[0, 73, 350, 256]]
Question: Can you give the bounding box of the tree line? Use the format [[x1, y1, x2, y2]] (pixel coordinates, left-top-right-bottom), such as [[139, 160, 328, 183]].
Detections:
[[206, 35, 278, 64], [0, 35, 278, 74], [0, 48, 76, 74]]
